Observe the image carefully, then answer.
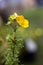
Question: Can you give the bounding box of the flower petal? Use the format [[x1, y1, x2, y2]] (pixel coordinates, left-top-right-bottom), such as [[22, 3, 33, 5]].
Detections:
[[16, 15, 24, 22], [21, 19, 29, 28]]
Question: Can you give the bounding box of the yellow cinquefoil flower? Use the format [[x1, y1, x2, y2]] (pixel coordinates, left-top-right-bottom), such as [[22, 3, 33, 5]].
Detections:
[[7, 13, 29, 28], [9, 13, 18, 20], [16, 16, 29, 28]]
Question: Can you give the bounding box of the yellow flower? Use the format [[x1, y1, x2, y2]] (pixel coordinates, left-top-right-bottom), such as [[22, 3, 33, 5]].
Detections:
[[16, 15, 29, 28], [9, 13, 18, 20], [7, 13, 29, 28]]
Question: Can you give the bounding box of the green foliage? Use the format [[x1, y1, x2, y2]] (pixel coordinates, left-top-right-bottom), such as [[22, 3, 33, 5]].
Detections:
[[0, 25, 14, 40]]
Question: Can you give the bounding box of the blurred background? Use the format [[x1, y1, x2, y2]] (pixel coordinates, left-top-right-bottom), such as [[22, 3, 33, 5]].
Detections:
[[0, 0, 43, 65]]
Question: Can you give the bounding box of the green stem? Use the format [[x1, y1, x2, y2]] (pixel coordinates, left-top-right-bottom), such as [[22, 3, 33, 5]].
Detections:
[[12, 22, 17, 65]]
